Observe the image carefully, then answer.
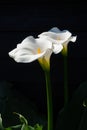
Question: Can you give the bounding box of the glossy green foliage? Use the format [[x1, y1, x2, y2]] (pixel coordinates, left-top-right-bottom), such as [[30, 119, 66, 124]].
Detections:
[[0, 113, 43, 130]]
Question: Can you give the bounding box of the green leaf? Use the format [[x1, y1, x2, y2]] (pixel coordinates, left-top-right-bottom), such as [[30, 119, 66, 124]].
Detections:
[[5, 124, 22, 130], [0, 114, 4, 130], [13, 112, 28, 125], [10, 124, 22, 129], [5, 128, 12, 130], [34, 124, 43, 130], [21, 124, 32, 130], [56, 81, 87, 130], [28, 125, 34, 130], [21, 124, 28, 130]]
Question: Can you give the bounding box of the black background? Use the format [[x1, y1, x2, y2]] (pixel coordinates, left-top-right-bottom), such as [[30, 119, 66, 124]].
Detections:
[[0, 0, 87, 126]]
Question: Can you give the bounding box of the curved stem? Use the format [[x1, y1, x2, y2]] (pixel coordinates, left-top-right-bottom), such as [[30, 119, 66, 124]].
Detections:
[[45, 70, 53, 130]]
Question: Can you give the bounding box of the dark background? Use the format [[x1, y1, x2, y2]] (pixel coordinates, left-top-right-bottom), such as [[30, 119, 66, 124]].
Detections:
[[0, 0, 87, 127]]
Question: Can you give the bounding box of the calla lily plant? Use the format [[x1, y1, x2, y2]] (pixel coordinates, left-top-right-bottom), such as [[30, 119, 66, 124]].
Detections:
[[8, 33, 63, 130], [0, 27, 77, 130]]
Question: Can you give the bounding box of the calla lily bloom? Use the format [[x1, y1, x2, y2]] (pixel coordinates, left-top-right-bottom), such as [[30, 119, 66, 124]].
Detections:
[[38, 27, 77, 45], [9, 36, 63, 70], [38, 27, 77, 55]]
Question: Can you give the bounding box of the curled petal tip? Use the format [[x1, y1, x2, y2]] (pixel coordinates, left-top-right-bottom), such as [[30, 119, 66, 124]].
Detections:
[[70, 36, 77, 42]]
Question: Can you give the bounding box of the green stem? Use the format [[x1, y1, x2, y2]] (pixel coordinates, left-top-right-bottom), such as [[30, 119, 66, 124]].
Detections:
[[45, 70, 53, 130], [64, 54, 68, 108]]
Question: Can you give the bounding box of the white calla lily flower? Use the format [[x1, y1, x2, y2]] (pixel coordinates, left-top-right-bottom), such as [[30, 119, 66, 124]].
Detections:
[[9, 36, 51, 62], [9, 36, 63, 70], [38, 27, 77, 45], [38, 27, 77, 55]]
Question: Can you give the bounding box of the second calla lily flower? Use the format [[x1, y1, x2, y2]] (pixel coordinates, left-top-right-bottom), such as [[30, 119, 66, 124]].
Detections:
[[38, 27, 77, 45], [38, 27, 77, 55]]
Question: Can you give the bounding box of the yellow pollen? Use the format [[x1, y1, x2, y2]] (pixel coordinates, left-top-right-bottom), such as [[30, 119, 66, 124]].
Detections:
[[37, 48, 41, 54]]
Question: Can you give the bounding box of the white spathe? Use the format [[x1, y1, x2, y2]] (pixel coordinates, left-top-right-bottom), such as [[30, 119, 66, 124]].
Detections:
[[38, 27, 77, 45], [9, 36, 52, 63], [9, 36, 63, 64]]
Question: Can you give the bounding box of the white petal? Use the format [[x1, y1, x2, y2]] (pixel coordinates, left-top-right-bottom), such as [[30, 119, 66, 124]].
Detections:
[[13, 50, 46, 63], [22, 36, 35, 44], [44, 49, 52, 62], [9, 48, 18, 58], [62, 31, 71, 39], [53, 44, 63, 54], [35, 37, 52, 51], [70, 36, 77, 42], [38, 32, 58, 39], [17, 36, 37, 50], [49, 27, 61, 33], [18, 36, 52, 54], [49, 27, 72, 39], [38, 30, 72, 44], [8, 36, 53, 63]]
